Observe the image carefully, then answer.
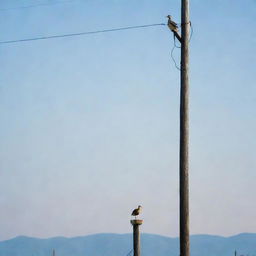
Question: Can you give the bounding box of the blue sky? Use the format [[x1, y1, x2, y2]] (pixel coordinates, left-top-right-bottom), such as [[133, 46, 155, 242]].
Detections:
[[0, 0, 255, 241]]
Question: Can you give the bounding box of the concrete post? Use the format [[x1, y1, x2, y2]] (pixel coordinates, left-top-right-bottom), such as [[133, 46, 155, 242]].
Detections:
[[130, 219, 143, 256]]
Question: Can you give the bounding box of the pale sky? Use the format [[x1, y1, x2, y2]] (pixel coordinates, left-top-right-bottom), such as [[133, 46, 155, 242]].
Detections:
[[0, 0, 255, 241]]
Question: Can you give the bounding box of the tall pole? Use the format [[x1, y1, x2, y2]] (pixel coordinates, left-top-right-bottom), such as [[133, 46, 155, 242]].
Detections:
[[130, 219, 143, 256], [180, 0, 190, 256]]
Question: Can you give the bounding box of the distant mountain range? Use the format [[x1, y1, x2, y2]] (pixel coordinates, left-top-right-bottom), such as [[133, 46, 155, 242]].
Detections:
[[0, 233, 255, 256]]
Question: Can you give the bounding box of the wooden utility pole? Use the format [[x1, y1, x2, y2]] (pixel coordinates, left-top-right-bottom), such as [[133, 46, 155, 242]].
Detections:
[[168, 1, 190, 256], [130, 219, 143, 256], [180, 1, 190, 256]]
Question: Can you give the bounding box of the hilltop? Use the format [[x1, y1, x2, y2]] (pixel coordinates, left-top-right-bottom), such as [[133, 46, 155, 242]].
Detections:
[[0, 233, 255, 256]]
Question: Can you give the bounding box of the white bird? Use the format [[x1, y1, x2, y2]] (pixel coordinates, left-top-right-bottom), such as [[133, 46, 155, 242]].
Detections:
[[131, 205, 142, 219], [167, 15, 179, 32]]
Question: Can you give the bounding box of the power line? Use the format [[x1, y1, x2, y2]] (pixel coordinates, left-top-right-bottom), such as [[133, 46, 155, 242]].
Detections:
[[0, 0, 77, 11], [170, 21, 193, 70], [125, 250, 133, 256], [171, 44, 180, 71], [171, 35, 181, 70], [174, 36, 181, 49], [0, 23, 166, 45], [189, 22, 193, 42]]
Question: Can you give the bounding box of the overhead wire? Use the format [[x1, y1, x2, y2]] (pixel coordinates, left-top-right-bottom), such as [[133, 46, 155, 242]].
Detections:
[[125, 250, 133, 256], [170, 21, 193, 71], [189, 21, 193, 42], [0, 0, 77, 11], [171, 34, 181, 71], [174, 35, 181, 49], [0, 23, 166, 45]]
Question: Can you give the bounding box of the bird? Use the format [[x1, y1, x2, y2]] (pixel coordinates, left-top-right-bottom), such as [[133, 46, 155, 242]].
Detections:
[[131, 205, 142, 219], [167, 15, 179, 32]]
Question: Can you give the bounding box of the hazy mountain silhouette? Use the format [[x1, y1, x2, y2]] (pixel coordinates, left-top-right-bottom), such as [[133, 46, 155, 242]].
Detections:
[[0, 233, 255, 256]]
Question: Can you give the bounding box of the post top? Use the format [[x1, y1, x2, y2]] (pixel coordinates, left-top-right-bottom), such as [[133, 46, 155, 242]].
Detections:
[[130, 219, 143, 225]]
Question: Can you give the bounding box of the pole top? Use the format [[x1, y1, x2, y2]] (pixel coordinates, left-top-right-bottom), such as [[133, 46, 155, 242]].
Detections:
[[130, 219, 143, 225]]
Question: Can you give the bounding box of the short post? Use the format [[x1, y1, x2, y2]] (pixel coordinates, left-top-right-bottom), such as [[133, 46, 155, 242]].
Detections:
[[130, 219, 143, 256]]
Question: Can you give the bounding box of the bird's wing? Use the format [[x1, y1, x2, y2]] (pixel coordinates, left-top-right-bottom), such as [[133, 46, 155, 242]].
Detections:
[[132, 209, 139, 215], [170, 20, 178, 28]]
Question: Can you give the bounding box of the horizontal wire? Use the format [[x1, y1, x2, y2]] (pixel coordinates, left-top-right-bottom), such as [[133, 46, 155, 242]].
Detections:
[[0, 23, 166, 45], [0, 0, 77, 11]]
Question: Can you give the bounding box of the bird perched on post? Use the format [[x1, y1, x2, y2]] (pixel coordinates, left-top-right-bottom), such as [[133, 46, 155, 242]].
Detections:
[[167, 15, 179, 32], [131, 205, 142, 219]]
